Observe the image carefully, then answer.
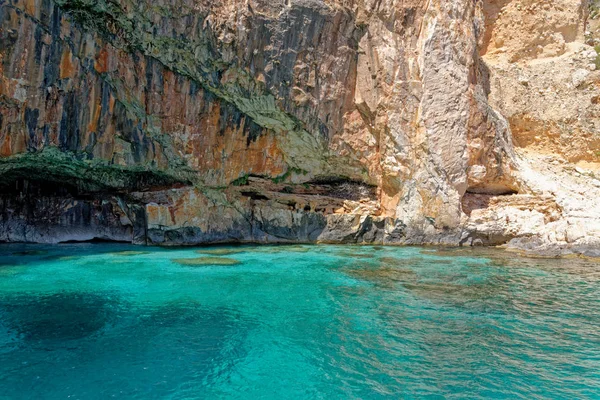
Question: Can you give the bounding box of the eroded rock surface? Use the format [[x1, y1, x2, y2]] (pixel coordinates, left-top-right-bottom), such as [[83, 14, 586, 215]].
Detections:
[[0, 0, 598, 256]]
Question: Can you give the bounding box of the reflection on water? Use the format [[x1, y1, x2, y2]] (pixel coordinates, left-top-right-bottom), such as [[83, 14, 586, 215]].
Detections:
[[0, 243, 598, 399]]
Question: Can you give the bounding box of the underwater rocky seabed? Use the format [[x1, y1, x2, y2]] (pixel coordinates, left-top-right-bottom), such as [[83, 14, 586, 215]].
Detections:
[[0, 243, 599, 399]]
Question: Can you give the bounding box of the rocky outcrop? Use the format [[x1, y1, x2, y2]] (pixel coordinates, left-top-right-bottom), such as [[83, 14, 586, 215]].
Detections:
[[481, 0, 599, 164], [459, 0, 600, 257], [1, 0, 599, 256]]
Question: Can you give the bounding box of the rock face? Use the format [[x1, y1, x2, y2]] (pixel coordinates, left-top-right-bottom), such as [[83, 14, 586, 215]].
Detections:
[[0, 0, 598, 256]]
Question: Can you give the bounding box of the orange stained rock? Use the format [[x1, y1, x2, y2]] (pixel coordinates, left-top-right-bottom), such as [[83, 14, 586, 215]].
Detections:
[[108, 94, 116, 114], [24, 0, 36, 16], [87, 98, 102, 134], [59, 49, 76, 80], [145, 203, 162, 225], [169, 195, 186, 225], [10, 131, 27, 155], [94, 49, 110, 74], [0, 135, 12, 157]]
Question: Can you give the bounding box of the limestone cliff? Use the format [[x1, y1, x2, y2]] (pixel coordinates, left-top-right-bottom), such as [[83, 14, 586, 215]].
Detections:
[[0, 0, 598, 256]]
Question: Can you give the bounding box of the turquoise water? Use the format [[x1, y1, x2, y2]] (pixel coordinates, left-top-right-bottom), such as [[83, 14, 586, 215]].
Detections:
[[0, 244, 599, 399]]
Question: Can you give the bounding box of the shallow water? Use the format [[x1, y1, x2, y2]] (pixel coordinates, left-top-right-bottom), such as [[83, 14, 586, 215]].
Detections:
[[0, 243, 599, 399]]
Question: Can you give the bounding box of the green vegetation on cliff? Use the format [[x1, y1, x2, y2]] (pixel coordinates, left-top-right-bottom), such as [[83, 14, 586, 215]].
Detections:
[[0, 147, 194, 192]]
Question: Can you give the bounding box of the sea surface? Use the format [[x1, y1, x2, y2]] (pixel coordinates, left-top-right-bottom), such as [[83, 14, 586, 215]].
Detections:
[[0, 243, 599, 399]]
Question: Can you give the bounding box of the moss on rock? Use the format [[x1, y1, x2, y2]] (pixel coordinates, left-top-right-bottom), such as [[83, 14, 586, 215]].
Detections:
[[0, 147, 194, 192]]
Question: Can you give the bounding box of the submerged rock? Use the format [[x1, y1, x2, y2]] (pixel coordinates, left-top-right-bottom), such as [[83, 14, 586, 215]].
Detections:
[[344, 265, 418, 289], [0, 292, 118, 342], [237, 245, 311, 254], [172, 257, 242, 266], [336, 251, 374, 259], [11, 250, 48, 257], [196, 249, 245, 256], [57, 256, 81, 262], [114, 251, 150, 257]]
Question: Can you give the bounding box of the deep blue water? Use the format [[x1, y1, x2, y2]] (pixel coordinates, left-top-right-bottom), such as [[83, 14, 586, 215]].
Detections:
[[0, 243, 599, 399]]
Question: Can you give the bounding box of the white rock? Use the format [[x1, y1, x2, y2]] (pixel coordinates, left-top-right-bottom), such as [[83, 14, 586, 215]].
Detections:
[[566, 224, 586, 243], [467, 165, 488, 182], [518, 76, 529, 86], [572, 69, 590, 88], [583, 49, 598, 61]]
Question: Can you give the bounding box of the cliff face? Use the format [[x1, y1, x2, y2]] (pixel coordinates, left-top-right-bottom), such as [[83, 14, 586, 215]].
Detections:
[[0, 0, 598, 256]]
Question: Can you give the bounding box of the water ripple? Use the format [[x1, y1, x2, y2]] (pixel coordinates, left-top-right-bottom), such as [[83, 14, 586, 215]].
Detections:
[[0, 244, 598, 398]]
